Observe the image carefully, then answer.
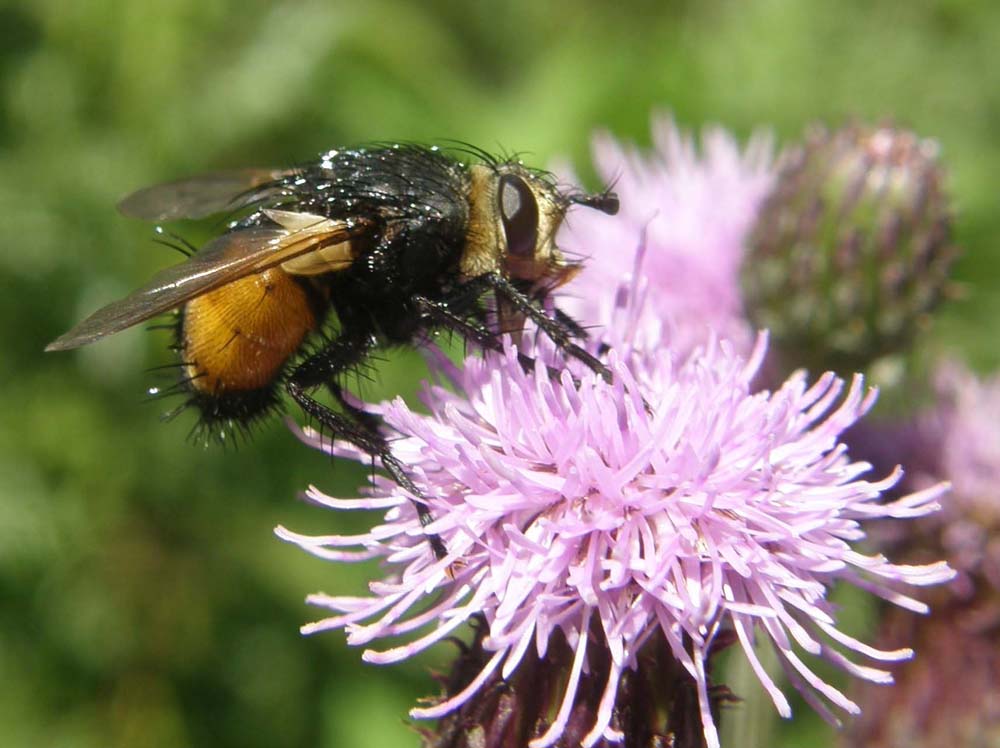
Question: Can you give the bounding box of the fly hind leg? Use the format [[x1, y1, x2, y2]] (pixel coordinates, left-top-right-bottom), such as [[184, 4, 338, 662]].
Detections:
[[286, 335, 448, 560]]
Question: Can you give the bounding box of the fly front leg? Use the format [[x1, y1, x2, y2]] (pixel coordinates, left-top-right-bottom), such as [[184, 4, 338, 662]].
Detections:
[[482, 273, 611, 381], [287, 334, 448, 560], [413, 293, 550, 377], [423, 273, 609, 381], [414, 292, 593, 393]]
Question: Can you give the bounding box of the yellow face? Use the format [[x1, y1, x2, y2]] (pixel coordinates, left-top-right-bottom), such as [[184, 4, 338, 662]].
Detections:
[[461, 163, 579, 290]]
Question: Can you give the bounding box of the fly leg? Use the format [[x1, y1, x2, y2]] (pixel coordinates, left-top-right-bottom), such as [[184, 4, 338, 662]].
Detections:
[[482, 273, 611, 381], [416, 273, 609, 381], [287, 334, 448, 560], [413, 294, 571, 383], [329, 381, 384, 436]]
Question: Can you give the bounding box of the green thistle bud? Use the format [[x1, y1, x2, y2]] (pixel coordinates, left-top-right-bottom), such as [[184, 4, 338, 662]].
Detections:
[[743, 123, 959, 376]]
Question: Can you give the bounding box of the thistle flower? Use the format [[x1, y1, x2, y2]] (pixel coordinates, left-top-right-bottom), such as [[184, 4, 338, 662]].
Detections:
[[278, 302, 951, 746], [849, 360, 1000, 588], [927, 363, 1000, 571], [558, 115, 775, 358], [842, 361, 1000, 747]]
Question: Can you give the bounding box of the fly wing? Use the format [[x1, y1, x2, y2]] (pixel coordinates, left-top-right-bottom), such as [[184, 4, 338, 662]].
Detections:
[[46, 215, 369, 351], [117, 169, 292, 221]]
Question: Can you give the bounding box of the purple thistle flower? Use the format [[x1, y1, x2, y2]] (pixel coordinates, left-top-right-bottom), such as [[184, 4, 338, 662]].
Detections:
[[929, 363, 1000, 597], [278, 310, 951, 746], [848, 359, 1000, 591], [558, 115, 775, 358], [928, 362, 1000, 538], [841, 361, 1000, 747], [879, 360, 1000, 594]]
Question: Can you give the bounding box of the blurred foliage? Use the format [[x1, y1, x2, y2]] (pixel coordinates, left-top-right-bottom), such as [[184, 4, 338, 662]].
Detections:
[[2, 0, 999, 747]]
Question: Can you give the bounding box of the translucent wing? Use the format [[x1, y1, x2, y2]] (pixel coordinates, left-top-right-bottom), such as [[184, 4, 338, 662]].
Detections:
[[46, 215, 369, 351], [117, 169, 291, 221]]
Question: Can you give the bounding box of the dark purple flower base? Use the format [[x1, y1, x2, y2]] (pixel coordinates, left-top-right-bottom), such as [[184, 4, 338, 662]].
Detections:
[[421, 616, 738, 748]]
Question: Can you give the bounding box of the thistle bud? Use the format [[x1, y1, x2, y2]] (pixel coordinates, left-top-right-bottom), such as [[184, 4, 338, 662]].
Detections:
[[743, 123, 958, 376]]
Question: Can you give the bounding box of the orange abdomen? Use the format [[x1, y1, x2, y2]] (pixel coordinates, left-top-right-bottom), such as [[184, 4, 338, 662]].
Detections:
[[182, 268, 316, 395]]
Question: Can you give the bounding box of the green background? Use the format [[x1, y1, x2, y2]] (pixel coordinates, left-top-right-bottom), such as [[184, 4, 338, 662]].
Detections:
[[2, 1, 997, 746]]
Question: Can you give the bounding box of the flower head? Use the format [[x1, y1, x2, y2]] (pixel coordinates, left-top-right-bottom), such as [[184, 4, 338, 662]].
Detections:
[[848, 359, 1000, 589], [928, 362, 1000, 533], [841, 361, 1000, 748], [877, 361, 1000, 591], [559, 115, 775, 358], [279, 320, 950, 748]]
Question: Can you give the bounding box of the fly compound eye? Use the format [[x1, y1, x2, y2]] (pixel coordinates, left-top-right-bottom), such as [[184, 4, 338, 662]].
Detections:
[[499, 174, 539, 257]]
